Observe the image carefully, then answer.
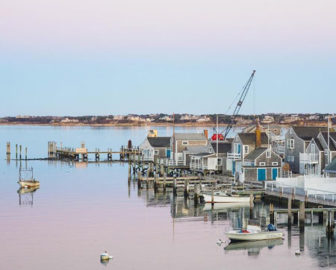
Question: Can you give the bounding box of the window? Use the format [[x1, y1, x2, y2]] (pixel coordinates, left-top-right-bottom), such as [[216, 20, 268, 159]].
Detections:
[[259, 162, 266, 166], [287, 156, 294, 162], [217, 158, 222, 165], [266, 150, 271, 158], [272, 162, 278, 166], [289, 139, 295, 149], [154, 150, 159, 155], [182, 141, 188, 145], [244, 145, 249, 155]]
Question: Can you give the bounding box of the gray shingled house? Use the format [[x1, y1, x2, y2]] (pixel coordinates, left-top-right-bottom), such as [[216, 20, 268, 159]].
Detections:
[[243, 147, 282, 181], [189, 141, 231, 173], [173, 132, 209, 166], [227, 132, 269, 176], [139, 136, 172, 161], [285, 126, 328, 174], [302, 131, 336, 175]]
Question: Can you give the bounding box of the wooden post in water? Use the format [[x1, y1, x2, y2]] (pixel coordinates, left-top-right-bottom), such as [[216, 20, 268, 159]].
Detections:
[[184, 179, 189, 198], [270, 203, 274, 225], [163, 173, 167, 192], [194, 183, 199, 206], [299, 200, 305, 232], [25, 147, 27, 160], [6, 142, 10, 158], [137, 171, 141, 189], [128, 164, 131, 182], [326, 210, 335, 238], [211, 183, 214, 206], [19, 145, 22, 160], [15, 144, 18, 160], [288, 197, 292, 228]]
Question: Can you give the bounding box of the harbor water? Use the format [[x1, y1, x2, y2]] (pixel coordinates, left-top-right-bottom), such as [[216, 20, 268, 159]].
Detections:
[[0, 125, 335, 270]]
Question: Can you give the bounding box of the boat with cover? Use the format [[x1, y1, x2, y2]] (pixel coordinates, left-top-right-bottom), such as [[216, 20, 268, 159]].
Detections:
[[17, 167, 40, 188], [226, 224, 283, 242], [202, 191, 251, 204]]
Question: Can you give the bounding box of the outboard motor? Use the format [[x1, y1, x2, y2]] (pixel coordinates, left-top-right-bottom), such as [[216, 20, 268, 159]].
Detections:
[[267, 224, 277, 231]]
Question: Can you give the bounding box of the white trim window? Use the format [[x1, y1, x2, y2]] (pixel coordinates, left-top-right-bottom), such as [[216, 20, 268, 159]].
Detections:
[[289, 139, 295, 149], [272, 162, 278, 166], [259, 162, 266, 166], [182, 141, 188, 145], [244, 145, 249, 155], [287, 156, 294, 162], [266, 150, 271, 158], [154, 150, 159, 155]]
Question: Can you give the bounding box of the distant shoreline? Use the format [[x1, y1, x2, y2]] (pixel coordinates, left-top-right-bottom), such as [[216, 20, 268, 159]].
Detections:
[[0, 122, 317, 128]]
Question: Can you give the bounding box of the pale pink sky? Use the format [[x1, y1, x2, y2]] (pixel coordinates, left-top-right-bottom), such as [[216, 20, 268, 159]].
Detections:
[[1, 0, 335, 53]]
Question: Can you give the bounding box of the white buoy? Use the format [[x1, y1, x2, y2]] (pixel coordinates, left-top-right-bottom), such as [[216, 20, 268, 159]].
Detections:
[[295, 250, 301, 256], [216, 239, 224, 246], [100, 251, 113, 261]]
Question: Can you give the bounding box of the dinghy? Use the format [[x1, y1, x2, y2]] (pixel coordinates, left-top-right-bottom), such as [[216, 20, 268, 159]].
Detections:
[[100, 251, 113, 261], [202, 192, 251, 204], [17, 167, 40, 188], [226, 225, 283, 242]]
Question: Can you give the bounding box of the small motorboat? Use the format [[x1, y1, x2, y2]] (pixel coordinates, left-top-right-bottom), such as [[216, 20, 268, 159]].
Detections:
[[202, 202, 250, 211], [17, 167, 40, 188], [226, 225, 283, 242], [100, 251, 113, 261], [202, 192, 251, 204], [224, 238, 283, 251]]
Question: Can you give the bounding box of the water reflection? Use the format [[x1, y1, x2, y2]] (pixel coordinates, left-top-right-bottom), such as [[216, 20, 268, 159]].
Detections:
[[17, 186, 39, 207], [138, 186, 336, 266], [224, 239, 284, 256]]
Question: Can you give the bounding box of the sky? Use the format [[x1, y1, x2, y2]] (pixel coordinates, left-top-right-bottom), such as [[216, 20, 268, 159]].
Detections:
[[0, 0, 335, 116]]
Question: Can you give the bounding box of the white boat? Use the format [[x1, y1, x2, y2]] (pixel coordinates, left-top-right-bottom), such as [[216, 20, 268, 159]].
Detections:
[[100, 251, 113, 261], [226, 226, 283, 242], [224, 238, 283, 251], [202, 202, 250, 211], [17, 167, 40, 188], [202, 192, 251, 204]]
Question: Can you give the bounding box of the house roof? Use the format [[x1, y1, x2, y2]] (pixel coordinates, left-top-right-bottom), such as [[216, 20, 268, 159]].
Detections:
[[244, 147, 268, 161], [325, 158, 336, 172], [314, 138, 324, 151], [211, 142, 231, 154], [185, 145, 214, 154], [174, 133, 206, 140], [147, 137, 171, 148], [292, 126, 327, 141], [320, 132, 336, 151], [238, 133, 268, 145]]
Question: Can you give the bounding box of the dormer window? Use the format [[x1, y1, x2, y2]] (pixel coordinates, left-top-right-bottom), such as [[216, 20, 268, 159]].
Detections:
[[266, 150, 271, 158], [244, 145, 249, 155]]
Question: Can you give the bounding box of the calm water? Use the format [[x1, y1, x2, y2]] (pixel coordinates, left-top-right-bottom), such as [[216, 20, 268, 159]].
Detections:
[[0, 125, 335, 270]]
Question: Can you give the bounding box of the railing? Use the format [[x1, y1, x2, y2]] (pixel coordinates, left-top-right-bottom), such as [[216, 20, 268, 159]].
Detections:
[[227, 152, 241, 160], [265, 181, 336, 204], [159, 158, 186, 166], [299, 153, 319, 164]]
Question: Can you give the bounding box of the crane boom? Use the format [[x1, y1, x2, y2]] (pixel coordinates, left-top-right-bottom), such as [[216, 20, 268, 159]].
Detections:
[[222, 70, 256, 139]]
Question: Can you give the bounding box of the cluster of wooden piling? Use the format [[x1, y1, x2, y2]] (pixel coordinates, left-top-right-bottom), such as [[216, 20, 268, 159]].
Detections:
[[269, 197, 335, 238], [6, 142, 28, 160]]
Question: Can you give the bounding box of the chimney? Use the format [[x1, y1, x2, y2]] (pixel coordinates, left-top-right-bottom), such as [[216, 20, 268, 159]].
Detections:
[[204, 129, 208, 139], [255, 118, 261, 148]]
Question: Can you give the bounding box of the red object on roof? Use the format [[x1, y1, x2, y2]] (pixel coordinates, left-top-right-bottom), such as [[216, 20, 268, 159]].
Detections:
[[211, 134, 224, 141]]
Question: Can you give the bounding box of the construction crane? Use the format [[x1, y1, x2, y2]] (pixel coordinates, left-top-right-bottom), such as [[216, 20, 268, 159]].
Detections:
[[212, 70, 256, 141]]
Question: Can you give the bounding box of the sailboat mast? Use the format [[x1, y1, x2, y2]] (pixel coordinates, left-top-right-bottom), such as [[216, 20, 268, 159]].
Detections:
[[328, 116, 330, 165], [216, 115, 218, 158]]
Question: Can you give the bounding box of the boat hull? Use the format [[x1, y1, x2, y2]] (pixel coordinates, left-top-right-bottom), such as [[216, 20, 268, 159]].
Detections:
[[18, 181, 40, 188], [226, 231, 283, 242], [202, 194, 251, 204]]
